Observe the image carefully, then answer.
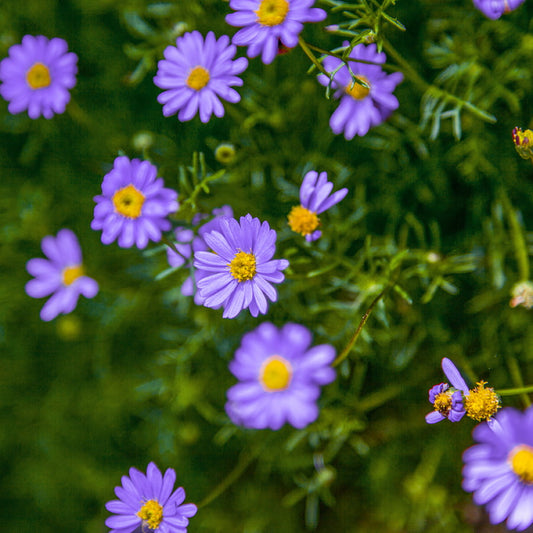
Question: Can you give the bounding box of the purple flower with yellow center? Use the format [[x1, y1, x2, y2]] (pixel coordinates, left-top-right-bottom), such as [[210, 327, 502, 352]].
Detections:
[[473, 0, 525, 19], [226, 0, 327, 65], [105, 462, 197, 533], [193, 214, 289, 318], [288, 170, 348, 241], [153, 31, 248, 123], [462, 406, 533, 531], [91, 156, 179, 249], [25, 229, 98, 322], [0, 35, 77, 119], [317, 43, 403, 140], [426, 357, 469, 424], [225, 322, 336, 430]]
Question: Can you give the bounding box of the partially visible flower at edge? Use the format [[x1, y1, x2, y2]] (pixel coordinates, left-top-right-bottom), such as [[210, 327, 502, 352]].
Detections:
[[226, 322, 336, 430], [473, 0, 525, 20], [226, 0, 327, 65], [105, 461, 197, 533], [0, 35, 77, 119], [193, 214, 289, 318], [510, 281, 533, 309], [288, 170, 348, 241], [317, 43, 403, 140], [463, 406, 533, 531], [91, 156, 179, 249], [25, 229, 98, 321], [153, 30, 248, 123], [512, 127, 533, 162]]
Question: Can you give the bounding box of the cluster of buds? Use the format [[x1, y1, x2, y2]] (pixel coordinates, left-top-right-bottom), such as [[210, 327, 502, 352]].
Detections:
[[512, 127, 533, 161]]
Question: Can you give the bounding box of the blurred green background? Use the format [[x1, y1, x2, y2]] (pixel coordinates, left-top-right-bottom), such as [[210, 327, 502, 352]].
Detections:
[[2, 0, 533, 531]]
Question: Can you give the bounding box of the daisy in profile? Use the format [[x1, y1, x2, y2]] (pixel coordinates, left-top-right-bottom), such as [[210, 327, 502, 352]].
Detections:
[[0, 35, 77, 119], [288, 170, 348, 241], [226, 0, 327, 65], [473, 0, 525, 19], [317, 43, 403, 139], [91, 156, 179, 249], [153, 31, 248, 123], [105, 462, 197, 533], [25, 229, 98, 321], [193, 214, 289, 318], [463, 406, 533, 531], [226, 322, 336, 430]]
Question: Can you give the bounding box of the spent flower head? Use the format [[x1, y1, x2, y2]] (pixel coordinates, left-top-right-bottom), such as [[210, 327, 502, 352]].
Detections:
[[226, 0, 327, 65], [25, 229, 98, 321], [226, 322, 336, 430], [105, 462, 197, 533], [0, 35, 77, 119], [193, 214, 289, 318], [317, 43, 403, 140], [510, 281, 533, 309], [153, 31, 248, 123], [473, 0, 525, 19], [91, 156, 179, 249], [512, 127, 533, 161], [463, 406, 533, 531], [288, 170, 348, 241]]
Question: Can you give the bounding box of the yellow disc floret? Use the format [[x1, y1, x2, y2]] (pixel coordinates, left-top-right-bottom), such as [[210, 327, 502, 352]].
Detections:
[[345, 76, 370, 100], [26, 62, 51, 89], [112, 184, 145, 219], [433, 391, 453, 415], [137, 499, 164, 530], [260, 355, 292, 391], [229, 251, 257, 282], [255, 0, 290, 26], [509, 445, 533, 484], [464, 381, 500, 422], [288, 205, 320, 236], [62, 265, 84, 286], [186, 66, 210, 91]]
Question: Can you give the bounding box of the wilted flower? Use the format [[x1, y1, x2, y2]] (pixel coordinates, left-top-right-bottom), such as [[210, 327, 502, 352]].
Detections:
[[193, 214, 289, 318], [317, 43, 403, 139], [288, 170, 348, 241], [463, 406, 533, 531], [226, 0, 327, 65], [473, 0, 525, 19], [91, 156, 179, 249], [512, 127, 533, 161], [25, 229, 98, 321], [510, 281, 533, 309], [105, 462, 197, 533], [226, 322, 336, 430], [0, 35, 78, 119], [153, 31, 248, 123]]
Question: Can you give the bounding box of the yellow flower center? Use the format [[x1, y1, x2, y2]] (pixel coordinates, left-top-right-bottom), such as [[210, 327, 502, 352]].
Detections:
[[260, 355, 292, 391], [255, 0, 290, 26], [509, 445, 533, 484], [62, 265, 84, 286], [288, 205, 320, 236], [464, 381, 500, 422], [112, 184, 145, 219], [26, 62, 51, 89], [345, 76, 370, 100], [137, 499, 164, 530], [433, 391, 452, 415], [186, 66, 210, 91], [229, 251, 257, 282]]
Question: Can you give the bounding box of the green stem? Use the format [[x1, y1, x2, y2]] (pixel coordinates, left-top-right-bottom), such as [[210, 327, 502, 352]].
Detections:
[[498, 385, 533, 397], [182, 169, 226, 210], [298, 36, 330, 77], [506, 353, 531, 407]]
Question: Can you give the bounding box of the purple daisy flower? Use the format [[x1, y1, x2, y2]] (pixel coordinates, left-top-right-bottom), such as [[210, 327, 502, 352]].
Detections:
[[167, 206, 234, 304], [226, 322, 336, 430], [473, 0, 525, 19], [317, 43, 403, 139], [226, 0, 327, 65], [288, 170, 348, 241], [193, 214, 289, 318], [105, 462, 197, 533], [153, 31, 248, 123], [462, 406, 533, 531], [425, 357, 469, 424], [25, 229, 98, 321], [0, 35, 77, 119], [91, 156, 179, 249]]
